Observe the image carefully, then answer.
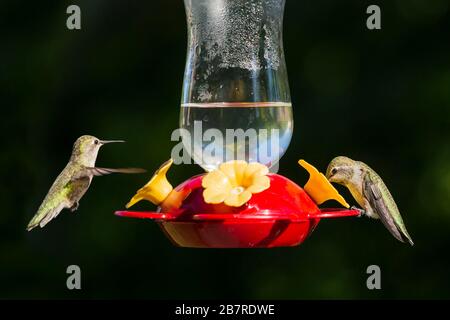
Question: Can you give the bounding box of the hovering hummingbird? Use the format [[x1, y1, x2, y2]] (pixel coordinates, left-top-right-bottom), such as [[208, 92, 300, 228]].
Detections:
[[27, 135, 146, 231], [326, 156, 414, 246]]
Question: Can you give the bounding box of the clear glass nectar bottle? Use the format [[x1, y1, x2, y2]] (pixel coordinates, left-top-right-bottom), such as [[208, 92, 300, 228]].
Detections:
[[180, 0, 293, 171]]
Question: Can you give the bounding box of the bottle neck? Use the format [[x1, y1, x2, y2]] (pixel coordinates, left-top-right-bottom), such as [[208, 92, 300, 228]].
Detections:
[[182, 0, 290, 104]]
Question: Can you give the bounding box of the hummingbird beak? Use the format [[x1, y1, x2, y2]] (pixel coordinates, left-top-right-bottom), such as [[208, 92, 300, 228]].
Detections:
[[326, 171, 337, 182], [100, 140, 125, 145]]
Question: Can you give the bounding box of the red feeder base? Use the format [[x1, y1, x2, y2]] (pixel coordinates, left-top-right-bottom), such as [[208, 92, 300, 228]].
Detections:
[[115, 174, 359, 248]]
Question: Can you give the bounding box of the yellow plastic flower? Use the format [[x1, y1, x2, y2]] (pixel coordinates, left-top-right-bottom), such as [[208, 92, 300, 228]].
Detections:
[[298, 159, 350, 208], [202, 160, 270, 207], [126, 159, 174, 208]]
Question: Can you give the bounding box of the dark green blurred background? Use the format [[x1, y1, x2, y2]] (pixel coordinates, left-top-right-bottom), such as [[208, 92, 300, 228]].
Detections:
[[1, 0, 449, 299]]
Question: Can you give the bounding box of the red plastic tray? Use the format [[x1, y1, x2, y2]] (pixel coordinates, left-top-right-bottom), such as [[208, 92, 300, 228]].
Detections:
[[115, 208, 359, 248]]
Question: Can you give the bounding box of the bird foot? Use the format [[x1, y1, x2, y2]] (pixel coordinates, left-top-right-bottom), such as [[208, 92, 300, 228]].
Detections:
[[70, 202, 79, 212], [351, 206, 365, 218]]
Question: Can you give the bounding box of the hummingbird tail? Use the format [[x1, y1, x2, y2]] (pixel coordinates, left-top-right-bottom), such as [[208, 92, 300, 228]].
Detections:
[[27, 215, 44, 231], [401, 230, 414, 246], [26, 220, 38, 231], [27, 210, 46, 231], [26, 203, 66, 231], [395, 219, 414, 246]]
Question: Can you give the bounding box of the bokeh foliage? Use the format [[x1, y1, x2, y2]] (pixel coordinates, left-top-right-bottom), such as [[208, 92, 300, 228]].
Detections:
[[0, 0, 449, 299]]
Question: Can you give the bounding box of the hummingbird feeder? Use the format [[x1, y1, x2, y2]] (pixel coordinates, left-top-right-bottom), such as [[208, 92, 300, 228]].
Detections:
[[115, 0, 359, 248]]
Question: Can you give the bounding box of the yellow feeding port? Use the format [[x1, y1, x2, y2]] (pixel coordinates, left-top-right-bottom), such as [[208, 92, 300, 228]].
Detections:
[[126, 159, 174, 208], [298, 159, 350, 208]]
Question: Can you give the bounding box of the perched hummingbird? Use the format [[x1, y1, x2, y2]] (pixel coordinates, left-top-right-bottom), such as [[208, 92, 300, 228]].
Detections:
[[27, 135, 146, 231], [326, 156, 414, 246]]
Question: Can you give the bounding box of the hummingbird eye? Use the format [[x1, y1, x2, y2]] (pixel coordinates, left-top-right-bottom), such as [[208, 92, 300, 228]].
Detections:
[[331, 168, 337, 176], [94, 140, 99, 145]]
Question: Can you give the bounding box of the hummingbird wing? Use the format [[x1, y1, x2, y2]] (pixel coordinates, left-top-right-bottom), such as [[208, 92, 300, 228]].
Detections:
[[28, 166, 145, 231], [363, 173, 414, 246], [84, 167, 146, 176]]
